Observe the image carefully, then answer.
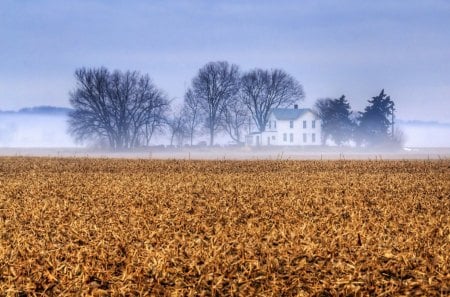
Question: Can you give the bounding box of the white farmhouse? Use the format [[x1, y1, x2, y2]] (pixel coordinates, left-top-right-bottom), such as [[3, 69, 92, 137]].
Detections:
[[245, 105, 321, 146]]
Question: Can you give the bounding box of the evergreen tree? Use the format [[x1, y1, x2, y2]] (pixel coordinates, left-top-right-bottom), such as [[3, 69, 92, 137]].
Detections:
[[315, 95, 354, 146], [357, 89, 395, 146]]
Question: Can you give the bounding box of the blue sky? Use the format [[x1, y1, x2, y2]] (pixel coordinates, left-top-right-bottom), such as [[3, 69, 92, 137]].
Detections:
[[1, 0, 449, 122]]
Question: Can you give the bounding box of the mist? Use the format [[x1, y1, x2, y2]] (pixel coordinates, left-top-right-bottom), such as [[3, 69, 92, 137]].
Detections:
[[398, 122, 450, 148], [0, 112, 76, 148], [0, 109, 449, 150]]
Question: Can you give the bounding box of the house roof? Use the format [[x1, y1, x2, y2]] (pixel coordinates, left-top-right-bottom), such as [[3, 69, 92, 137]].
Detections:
[[271, 108, 316, 120]]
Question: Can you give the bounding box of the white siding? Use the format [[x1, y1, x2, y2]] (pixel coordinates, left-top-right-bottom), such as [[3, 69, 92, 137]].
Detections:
[[249, 110, 321, 146], [273, 111, 321, 146]]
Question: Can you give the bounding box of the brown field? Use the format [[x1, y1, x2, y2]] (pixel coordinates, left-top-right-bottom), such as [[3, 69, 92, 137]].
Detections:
[[0, 158, 449, 296]]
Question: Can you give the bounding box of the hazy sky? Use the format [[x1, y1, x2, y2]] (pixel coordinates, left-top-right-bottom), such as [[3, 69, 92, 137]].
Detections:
[[1, 0, 449, 122]]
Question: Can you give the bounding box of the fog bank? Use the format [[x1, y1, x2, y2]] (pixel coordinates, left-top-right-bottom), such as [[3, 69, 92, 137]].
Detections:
[[0, 112, 449, 149], [398, 122, 450, 148], [0, 114, 77, 147]]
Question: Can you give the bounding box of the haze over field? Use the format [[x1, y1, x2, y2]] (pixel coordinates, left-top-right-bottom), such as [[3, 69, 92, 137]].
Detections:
[[0, 112, 75, 148], [0, 109, 449, 148]]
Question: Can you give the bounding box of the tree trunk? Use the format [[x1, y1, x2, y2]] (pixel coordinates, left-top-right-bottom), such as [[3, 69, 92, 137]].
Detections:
[[170, 132, 175, 146], [209, 128, 214, 146]]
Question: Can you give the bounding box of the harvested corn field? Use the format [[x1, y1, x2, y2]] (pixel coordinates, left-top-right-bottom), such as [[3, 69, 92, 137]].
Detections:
[[0, 158, 449, 296]]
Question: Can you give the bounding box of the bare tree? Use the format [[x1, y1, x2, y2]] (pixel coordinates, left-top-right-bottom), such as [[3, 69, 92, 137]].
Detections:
[[241, 69, 304, 132], [141, 103, 169, 146], [167, 107, 188, 146], [182, 89, 204, 146], [188, 61, 240, 145], [221, 95, 249, 144], [314, 98, 332, 145], [68, 67, 169, 149]]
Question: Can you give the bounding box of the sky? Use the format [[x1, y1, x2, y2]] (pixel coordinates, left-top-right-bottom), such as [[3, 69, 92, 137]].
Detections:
[[1, 0, 450, 122]]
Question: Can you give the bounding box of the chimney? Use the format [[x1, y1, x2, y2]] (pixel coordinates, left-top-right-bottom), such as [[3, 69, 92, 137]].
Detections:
[[294, 104, 298, 109]]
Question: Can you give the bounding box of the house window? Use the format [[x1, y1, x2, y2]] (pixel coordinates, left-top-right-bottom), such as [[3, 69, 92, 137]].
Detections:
[[303, 133, 307, 143], [283, 133, 287, 142], [303, 120, 307, 129], [272, 135, 276, 140], [312, 120, 316, 129], [274, 121, 277, 129], [268, 121, 271, 129], [312, 133, 316, 143], [290, 120, 294, 128], [290, 133, 294, 143]]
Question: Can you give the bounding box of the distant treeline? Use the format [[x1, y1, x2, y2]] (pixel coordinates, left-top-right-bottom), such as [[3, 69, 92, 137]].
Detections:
[[65, 62, 403, 149], [1, 61, 406, 150], [67, 62, 305, 149], [0, 106, 72, 115]]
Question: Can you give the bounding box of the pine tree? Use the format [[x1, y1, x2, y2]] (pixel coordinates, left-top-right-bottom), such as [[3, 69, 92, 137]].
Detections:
[[357, 89, 395, 147], [315, 95, 355, 146]]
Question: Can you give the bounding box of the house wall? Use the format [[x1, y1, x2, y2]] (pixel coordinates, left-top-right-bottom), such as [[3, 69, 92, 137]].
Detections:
[[260, 131, 278, 146], [263, 111, 321, 146]]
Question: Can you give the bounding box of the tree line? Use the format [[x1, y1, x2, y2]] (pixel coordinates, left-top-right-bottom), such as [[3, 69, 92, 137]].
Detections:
[[68, 62, 304, 148], [315, 90, 401, 147], [68, 61, 400, 149]]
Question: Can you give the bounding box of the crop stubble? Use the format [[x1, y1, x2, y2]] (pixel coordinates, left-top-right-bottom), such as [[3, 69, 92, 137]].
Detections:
[[0, 158, 449, 296]]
